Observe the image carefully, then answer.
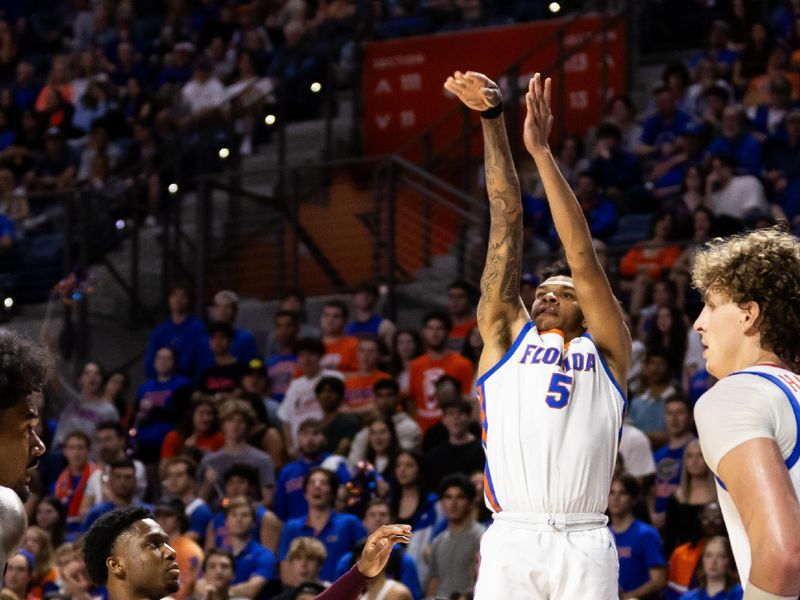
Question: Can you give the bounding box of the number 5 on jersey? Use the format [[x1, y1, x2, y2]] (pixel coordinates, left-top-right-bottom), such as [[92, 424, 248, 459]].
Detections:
[[546, 373, 574, 409]]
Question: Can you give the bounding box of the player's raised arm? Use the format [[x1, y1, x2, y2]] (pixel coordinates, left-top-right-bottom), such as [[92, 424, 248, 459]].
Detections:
[[444, 71, 528, 370], [523, 73, 630, 384]]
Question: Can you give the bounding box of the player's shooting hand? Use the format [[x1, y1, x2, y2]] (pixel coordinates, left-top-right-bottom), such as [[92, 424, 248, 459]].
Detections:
[[523, 73, 554, 155], [356, 524, 412, 578], [444, 70, 501, 112]]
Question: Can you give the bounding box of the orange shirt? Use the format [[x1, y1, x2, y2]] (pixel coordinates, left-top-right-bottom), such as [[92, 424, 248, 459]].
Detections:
[[321, 336, 359, 372], [344, 370, 392, 412], [448, 317, 478, 352], [172, 535, 205, 600], [408, 352, 474, 432], [161, 430, 225, 459], [619, 244, 682, 280], [667, 540, 704, 597]]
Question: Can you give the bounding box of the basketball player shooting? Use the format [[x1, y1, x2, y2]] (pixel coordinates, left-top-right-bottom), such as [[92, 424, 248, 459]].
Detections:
[[692, 228, 800, 600], [444, 71, 631, 598]]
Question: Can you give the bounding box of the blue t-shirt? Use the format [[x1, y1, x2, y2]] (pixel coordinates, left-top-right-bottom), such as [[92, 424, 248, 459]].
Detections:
[[135, 376, 190, 450], [279, 512, 368, 581], [679, 585, 743, 600], [611, 520, 666, 592], [272, 455, 351, 522], [225, 539, 276, 584], [194, 328, 260, 376], [144, 316, 207, 377], [707, 134, 763, 177], [345, 315, 384, 336], [333, 547, 422, 600], [82, 501, 153, 532], [210, 505, 267, 547], [653, 443, 689, 513], [187, 499, 214, 542], [640, 110, 694, 146]]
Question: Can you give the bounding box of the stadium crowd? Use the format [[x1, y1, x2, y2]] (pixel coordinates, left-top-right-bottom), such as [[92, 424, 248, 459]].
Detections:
[[3, 0, 800, 599]]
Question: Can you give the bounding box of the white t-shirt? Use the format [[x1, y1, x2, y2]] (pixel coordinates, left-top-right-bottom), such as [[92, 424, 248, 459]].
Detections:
[[695, 366, 800, 587], [619, 423, 656, 478], [181, 78, 226, 115], [278, 369, 344, 450], [711, 175, 768, 220], [348, 412, 421, 464], [84, 459, 148, 506]]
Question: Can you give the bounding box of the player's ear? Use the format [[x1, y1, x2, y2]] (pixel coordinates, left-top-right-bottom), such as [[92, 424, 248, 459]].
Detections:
[[107, 555, 125, 578], [740, 301, 761, 330]]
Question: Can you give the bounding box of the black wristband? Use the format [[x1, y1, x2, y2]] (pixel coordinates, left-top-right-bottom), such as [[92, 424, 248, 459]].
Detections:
[[480, 101, 503, 120]]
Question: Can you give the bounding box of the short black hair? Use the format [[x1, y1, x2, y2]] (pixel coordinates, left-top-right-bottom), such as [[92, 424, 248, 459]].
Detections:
[[711, 153, 737, 170], [84, 506, 153, 585], [596, 122, 622, 142], [302, 467, 339, 502], [0, 331, 52, 412], [222, 463, 259, 488], [665, 393, 691, 411], [315, 376, 345, 399], [280, 288, 306, 304], [613, 473, 640, 499], [540, 260, 572, 281], [274, 309, 299, 325], [373, 377, 399, 395], [440, 397, 471, 415], [96, 421, 127, 438], [109, 458, 135, 472], [65, 430, 92, 448], [207, 321, 235, 339], [294, 337, 325, 356], [323, 299, 349, 320], [447, 279, 478, 299], [439, 474, 475, 501], [354, 281, 379, 297], [422, 309, 452, 332], [203, 548, 235, 572]]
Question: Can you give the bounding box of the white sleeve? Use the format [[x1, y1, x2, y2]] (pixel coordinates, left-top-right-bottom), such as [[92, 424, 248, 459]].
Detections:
[[277, 382, 297, 422], [619, 425, 656, 478], [694, 374, 790, 474]]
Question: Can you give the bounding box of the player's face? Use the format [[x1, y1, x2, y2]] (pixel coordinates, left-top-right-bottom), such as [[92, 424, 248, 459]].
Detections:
[[701, 538, 730, 580], [531, 283, 586, 340], [205, 554, 235, 588], [117, 519, 179, 598], [693, 290, 752, 379], [0, 396, 45, 500]]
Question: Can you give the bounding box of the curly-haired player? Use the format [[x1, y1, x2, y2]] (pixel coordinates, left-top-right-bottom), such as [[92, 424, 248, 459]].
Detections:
[[84, 506, 180, 600], [0, 330, 51, 567], [692, 227, 800, 599]]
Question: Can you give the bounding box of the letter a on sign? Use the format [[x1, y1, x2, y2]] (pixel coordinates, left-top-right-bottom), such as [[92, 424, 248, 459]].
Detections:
[[375, 79, 392, 94]]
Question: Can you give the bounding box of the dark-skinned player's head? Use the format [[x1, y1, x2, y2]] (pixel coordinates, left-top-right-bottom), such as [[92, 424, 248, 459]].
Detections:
[[84, 506, 179, 600], [531, 261, 586, 340]]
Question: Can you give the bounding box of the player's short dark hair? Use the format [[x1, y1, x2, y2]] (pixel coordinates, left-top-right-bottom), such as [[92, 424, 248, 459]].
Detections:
[[302, 467, 339, 502], [315, 376, 344, 399], [96, 421, 127, 438], [541, 260, 572, 281], [0, 331, 52, 413], [294, 337, 325, 356], [222, 463, 259, 488], [84, 506, 153, 585], [203, 548, 235, 572], [323, 299, 348, 320], [373, 377, 400, 395], [439, 474, 475, 501], [207, 321, 235, 339], [422, 309, 452, 332]]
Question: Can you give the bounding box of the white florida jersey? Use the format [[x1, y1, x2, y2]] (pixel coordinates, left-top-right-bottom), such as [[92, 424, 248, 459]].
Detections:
[[695, 364, 800, 586], [476, 322, 626, 515]]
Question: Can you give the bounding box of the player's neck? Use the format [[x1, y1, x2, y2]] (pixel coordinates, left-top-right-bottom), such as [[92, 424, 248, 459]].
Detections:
[[721, 339, 786, 378], [109, 581, 152, 600]]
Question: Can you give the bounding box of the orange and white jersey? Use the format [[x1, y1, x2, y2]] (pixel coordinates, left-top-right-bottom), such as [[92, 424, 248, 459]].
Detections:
[[695, 363, 800, 588], [477, 323, 625, 515]]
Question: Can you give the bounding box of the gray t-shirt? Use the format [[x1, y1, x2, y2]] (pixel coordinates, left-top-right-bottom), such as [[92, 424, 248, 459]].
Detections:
[[52, 398, 120, 448], [197, 445, 276, 505], [428, 521, 485, 596]]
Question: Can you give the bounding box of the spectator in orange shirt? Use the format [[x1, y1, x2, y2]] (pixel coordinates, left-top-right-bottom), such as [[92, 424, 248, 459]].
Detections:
[[619, 211, 683, 315], [408, 311, 475, 433], [153, 499, 205, 600], [320, 300, 359, 373], [666, 501, 725, 600], [344, 335, 391, 418], [446, 280, 478, 352]]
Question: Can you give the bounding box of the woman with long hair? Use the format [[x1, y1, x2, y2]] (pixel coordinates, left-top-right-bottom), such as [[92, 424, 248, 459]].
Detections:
[[390, 329, 423, 395], [390, 451, 441, 585], [365, 416, 400, 482], [160, 397, 224, 459], [680, 536, 742, 600], [22, 526, 58, 598], [460, 326, 483, 371], [645, 305, 688, 377], [32, 496, 67, 549], [101, 370, 131, 426], [664, 440, 717, 556]]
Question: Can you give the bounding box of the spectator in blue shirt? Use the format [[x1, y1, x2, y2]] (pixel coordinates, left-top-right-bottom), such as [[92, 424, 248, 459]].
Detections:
[[610, 474, 667, 599], [82, 459, 152, 532], [273, 418, 351, 523], [11, 61, 40, 112], [554, 171, 617, 241], [706, 105, 763, 176], [333, 499, 422, 600], [144, 283, 206, 378], [197, 496, 275, 599], [687, 21, 739, 80], [637, 85, 695, 158], [160, 455, 214, 545], [627, 350, 679, 446], [278, 468, 367, 581], [679, 536, 743, 600], [195, 290, 259, 375], [590, 122, 642, 197], [134, 347, 191, 463], [651, 395, 695, 529]]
